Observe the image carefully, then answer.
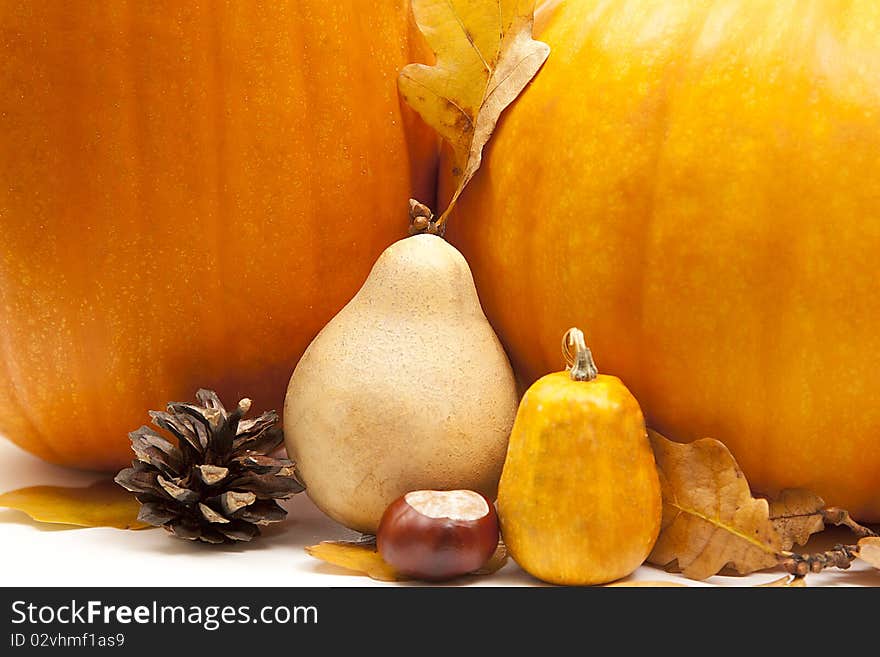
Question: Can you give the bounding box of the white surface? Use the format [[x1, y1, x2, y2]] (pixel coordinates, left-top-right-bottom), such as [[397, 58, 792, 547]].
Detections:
[[0, 438, 876, 587]]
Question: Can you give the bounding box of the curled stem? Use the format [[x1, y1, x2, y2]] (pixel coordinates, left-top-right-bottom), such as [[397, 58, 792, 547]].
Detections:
[[562, 328, 598, 382]]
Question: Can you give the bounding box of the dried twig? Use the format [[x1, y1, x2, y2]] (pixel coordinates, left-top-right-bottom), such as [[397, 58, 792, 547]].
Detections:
[[779, 544, 859, 576], [821, 508, 878, 539], [775, 506, 877, 578]]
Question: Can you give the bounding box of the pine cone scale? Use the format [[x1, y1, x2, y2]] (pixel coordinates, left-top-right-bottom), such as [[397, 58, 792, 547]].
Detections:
[[137, 502, 177, 525], [115, 467, 164, 497], [169, 517, 202, 541], [228, 472, 305, 499], [216, 491, 256, 515], [198, 503, 230, 525], [232, 454, 286, 474], [195, 464, 229, 485], [233, 500, 287, 525], [149, 411, 205, 455], [157, 475, 200, 504]]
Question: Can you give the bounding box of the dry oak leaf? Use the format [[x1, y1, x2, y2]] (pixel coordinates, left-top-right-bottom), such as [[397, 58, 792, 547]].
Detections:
[[756, 575, 807, 587], [0, 479, 151, 530], [768, 489, 826, 550], [306, 540, 508, 582], [648, 431, 782, 580], [856, 537, 880, 569], [399, 0, 550, 227], [767, 490, 876, 551], [306, 541, 399, 582]]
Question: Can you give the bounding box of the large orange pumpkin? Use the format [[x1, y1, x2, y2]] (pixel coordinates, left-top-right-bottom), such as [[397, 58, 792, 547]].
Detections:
[[0, 1, 436, 470], [448, 0, 880, 518]]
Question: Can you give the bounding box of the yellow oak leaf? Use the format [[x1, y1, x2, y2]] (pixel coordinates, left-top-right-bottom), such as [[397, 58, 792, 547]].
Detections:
[[756, 575, 807, 587], [647, 430, 782, 580], [306, 541, 400, 582], [306, 539, 507, 582], [399, 0, 549, 231], [0, 479, 151, 530]]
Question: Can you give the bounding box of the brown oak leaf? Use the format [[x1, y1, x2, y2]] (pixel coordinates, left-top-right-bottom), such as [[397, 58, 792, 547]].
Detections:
[[768, 489, 826, 550], [647, 430, 782, 580]]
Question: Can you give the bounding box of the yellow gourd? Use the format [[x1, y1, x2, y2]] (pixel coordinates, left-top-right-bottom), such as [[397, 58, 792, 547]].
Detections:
[[497, 329, 662, 585]]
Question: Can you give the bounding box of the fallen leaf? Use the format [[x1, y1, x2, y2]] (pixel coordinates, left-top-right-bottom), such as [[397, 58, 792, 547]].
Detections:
[[305, 540, 508, 582], [768, 489, 826, 550], [756, 575, 807, 587], [399, 0, 550, 231], [305, 541, 400, 582], [856, 537, 880, 569], [0, 479, 151, 530], [647, 430, 782, 580], [604, 581, 688, 587]]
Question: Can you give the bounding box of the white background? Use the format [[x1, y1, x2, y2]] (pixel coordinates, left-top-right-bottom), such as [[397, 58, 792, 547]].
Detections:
[[0, 438, 876, 587]]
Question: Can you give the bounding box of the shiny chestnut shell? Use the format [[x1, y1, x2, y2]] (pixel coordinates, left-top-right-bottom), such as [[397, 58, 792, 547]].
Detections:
[[376, 490, 500, 581]]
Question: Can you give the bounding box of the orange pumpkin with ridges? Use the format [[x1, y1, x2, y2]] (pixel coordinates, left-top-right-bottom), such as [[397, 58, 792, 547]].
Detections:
[[0, 1, 436, 470], [447, 0, 880, 519]]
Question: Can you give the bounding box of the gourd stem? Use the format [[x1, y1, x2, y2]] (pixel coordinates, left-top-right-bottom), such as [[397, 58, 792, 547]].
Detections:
[[563, 328, 598, 382]]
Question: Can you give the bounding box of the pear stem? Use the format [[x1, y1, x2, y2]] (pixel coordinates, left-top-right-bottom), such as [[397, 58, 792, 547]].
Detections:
[[563, 328, 598, 382], [408, 199, 445, 237]]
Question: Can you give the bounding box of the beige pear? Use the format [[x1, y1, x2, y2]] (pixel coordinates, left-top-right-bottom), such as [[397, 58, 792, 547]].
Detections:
[[284, 234, 518, 533]]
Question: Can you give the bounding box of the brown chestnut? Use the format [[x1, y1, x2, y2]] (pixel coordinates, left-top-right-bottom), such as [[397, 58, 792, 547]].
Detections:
[[377, 489, 500, 581]]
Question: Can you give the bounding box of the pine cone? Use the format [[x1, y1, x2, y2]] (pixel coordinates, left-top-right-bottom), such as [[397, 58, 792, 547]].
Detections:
[[115, 389, 304, 543]]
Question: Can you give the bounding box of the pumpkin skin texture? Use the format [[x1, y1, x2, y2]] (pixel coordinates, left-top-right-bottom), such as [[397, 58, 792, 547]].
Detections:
[[0, 1, 436, 470], [446, 0, 880, 519], [498, 370, 662, 585]]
